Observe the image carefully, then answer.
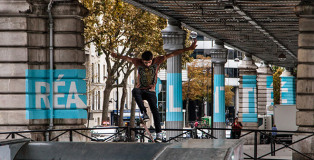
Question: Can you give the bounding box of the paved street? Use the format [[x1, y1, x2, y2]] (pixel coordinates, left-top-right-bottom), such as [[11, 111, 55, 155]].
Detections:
[[244, 144, 292, 160]]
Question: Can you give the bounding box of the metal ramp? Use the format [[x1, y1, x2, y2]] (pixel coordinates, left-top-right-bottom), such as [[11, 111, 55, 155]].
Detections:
[[0, 139, 31, 160], [13, 139, 244, 160]]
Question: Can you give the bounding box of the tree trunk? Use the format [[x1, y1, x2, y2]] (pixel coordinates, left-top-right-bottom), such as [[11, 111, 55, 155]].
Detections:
[[102, 81, 114, 124], [119, 79, 128, 127], [130, 71, 137, 141]]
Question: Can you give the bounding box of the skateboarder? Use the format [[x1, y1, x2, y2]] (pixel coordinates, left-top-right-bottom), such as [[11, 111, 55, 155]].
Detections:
[[111, 39, 197, 142]]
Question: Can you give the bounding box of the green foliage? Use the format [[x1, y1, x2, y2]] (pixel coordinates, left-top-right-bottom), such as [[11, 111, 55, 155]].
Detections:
[[182, 56, 211, 102], [83, 0, 167, 58], [225, 86, 234, 107], [273, 67, 283, 104], [182, 56, 234, 105]]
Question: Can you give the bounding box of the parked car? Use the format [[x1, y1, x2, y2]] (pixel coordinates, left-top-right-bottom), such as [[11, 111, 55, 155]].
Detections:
[[91, 126, 120, 142]]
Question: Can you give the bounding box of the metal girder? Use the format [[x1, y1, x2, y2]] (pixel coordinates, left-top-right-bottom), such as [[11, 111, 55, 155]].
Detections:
[[123, 0, 301, 67]]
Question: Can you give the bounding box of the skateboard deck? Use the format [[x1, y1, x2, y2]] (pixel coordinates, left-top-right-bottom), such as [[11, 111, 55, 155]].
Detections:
[[139, 115, 154, 143]]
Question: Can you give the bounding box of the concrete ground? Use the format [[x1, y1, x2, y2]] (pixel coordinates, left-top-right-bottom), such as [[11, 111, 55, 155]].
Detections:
[[243, 144, 292, 160]]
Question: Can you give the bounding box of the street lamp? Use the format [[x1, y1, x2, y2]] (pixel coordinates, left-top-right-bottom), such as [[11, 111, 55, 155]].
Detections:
[[278, 53, 286, 61], [182, 109, 186, 128], [195, 106, 199, 120], [109, 97, 118, 126]]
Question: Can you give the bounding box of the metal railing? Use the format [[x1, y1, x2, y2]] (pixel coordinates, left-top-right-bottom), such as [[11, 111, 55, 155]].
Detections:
[[0, 127, 313, 160]]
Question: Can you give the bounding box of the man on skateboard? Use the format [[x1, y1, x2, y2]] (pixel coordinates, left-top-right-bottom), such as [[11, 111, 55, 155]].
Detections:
[[111, 39, 197, 142]]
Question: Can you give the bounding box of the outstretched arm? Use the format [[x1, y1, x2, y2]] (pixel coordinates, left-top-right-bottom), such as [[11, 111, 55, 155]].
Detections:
[[111, 51, 134, 63], [165, 39, 197, 59]]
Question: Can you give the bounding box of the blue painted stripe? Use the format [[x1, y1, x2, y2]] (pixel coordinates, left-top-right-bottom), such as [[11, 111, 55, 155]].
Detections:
[[26, 69, 86, 79], [242, 118, 258, 122], [281, 76, 296, 105], [266, 76, 273, 88], [213, 74, 225, 123], [241, 75, 257, 122], [242, 113, 257, 118], [26, 109, 87, 119], [166, 73, 183, 122], [155, 78, 161, 108], [242, 75, 257, 79]]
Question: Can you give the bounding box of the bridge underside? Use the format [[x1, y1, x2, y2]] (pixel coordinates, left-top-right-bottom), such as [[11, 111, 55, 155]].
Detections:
[[123, 0, 301, 67]]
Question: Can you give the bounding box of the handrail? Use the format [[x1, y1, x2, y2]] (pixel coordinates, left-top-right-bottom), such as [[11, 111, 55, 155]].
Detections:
[[1, 127, 313, 160]]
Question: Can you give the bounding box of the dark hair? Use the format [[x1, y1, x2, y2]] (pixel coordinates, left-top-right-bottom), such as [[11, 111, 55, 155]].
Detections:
[[141, 51, 153, 60]]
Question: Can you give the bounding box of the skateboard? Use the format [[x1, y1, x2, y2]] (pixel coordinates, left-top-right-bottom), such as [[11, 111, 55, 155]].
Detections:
[[139, 114, 154, 143]]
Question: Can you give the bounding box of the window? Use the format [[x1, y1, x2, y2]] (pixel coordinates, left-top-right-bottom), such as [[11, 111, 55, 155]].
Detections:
[[92, 63, 94, 83], [227, 50, 235, 59], [158, 80, 167, 123], [225, 68, 239, 78], [196, 36, 204, 41], [103, 64, 106, 80], [98, 64, 101, 83], [98, 91, 101, 110], [92, 91, 95, 110], [191, 49, 204, 58], [236, 50, 243, 60]]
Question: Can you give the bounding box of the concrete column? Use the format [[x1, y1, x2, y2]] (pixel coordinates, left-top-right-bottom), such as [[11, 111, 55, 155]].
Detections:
[[256, 62, 274, 115], [210, 41, 227, 139], [280, 69, 296, 105], [294, 2, 314, 159], [238, 53, 258, 144], [0, 0, 88, 141], [161, 19, 186, 140]]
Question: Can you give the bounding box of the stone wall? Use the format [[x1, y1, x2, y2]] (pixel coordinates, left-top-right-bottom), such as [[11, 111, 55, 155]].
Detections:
[[0, 0, 89, 141]]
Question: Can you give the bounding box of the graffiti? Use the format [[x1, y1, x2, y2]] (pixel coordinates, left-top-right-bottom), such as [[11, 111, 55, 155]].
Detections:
[[26, 69, 87, 119], [266, 76, 274, 106], [281, 76, 296, 105], [214, 74, 225, 123], [242, 75, 257, 122], [166, 73, 183, 121]]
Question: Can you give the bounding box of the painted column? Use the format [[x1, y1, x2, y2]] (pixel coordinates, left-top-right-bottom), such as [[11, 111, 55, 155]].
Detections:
[[257, 62, 274, 115], [161, 19, 186, 139], [210, 41, 227, 139], [238, 53, 258, 144], [294, 2, 314, 159], [280, 69, 296, 105]]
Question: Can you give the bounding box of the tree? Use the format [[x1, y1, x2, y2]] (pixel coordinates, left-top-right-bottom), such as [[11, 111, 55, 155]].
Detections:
[[82, 0, 167, 125], [182, 56, 234, 119], [272, 67, 283, 104], [225, 86, 234, 107]]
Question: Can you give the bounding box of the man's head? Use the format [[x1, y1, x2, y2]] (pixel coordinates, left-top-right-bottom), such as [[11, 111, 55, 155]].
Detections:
[[235, 117, 239, 122], [141, 51, 153, 66]]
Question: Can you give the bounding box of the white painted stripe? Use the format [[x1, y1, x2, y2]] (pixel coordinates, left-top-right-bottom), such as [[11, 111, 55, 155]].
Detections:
[[169, 85, 181, 112], [215, 86, 219, 113]]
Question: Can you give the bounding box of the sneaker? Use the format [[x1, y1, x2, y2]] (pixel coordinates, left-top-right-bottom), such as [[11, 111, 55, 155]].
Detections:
[[142, 112, 149, 121], [155, 132, 162, 143]]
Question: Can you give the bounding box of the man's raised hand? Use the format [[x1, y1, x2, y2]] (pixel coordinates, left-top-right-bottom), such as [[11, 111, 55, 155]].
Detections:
[[189, 39, 197, 50]]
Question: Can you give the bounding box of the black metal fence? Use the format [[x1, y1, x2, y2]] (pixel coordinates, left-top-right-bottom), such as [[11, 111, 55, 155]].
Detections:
[[0, 127, 313, 160]]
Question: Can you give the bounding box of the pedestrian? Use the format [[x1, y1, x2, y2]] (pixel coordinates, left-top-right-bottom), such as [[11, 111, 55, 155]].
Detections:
[[111, 39, 197, 142], [194, 120, 199, 128], [193, 120, 199, 139], [272, 124, 277, 137], [231, 117, 243, 139], [271, 124, 277, 155]]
